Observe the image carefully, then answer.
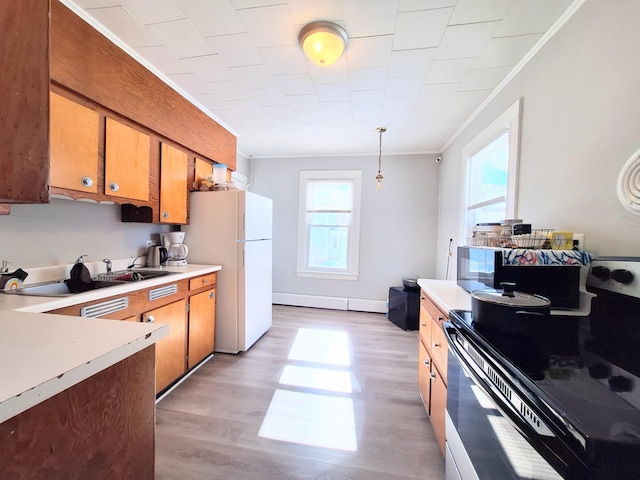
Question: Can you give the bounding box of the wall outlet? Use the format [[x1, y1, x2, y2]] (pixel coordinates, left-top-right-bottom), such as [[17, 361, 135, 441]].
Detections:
[[146, 240, 154, 248]]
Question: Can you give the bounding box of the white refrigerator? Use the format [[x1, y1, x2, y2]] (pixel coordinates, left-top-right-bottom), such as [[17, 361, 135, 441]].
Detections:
[[184, 190, 273, 353]]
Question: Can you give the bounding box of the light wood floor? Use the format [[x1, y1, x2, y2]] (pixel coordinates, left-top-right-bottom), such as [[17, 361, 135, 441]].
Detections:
[[155, 305, 445, 480]]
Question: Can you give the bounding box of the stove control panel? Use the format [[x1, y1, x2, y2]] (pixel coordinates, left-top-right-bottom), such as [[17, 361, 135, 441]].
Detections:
[[587, 257, 640, 297]]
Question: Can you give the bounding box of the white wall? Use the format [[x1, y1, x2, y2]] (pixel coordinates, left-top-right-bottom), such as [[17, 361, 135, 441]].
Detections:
[[247, 153, 439, 303], [436, 0, 640, 278], [0, 199, 165, 269]]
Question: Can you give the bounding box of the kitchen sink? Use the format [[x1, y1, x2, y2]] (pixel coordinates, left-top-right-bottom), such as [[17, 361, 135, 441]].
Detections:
[[9, 270, 176, 297]]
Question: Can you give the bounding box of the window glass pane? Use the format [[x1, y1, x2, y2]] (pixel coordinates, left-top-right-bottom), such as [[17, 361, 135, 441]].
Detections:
[[309, 226, 348, 268], [468, 130, 509, 207], [308, 182, 352, 210]]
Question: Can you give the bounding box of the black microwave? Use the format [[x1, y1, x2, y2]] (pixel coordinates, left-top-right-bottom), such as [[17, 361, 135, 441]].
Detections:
[[457, 246, 581, 309]]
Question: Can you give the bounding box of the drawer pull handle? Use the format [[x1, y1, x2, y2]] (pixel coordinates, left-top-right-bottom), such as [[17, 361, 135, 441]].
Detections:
[[147, 315, 155, 323]]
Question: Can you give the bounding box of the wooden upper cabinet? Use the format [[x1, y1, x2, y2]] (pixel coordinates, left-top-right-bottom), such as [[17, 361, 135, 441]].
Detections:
[[160, 143, 188, 224], [0, 0, 50, 203], [105, 118, 150, 201], [50, 92, 100, 193]]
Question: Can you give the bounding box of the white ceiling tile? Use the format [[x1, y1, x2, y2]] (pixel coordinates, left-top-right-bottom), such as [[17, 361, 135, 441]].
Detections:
[[260, 45, 309, 75], [435, 22, 500, 60], [494, 0, 574, 37], [221, 98, 263, 115], [249, 87, 288, 106], [393, 8, 452, 50], [207, 33, 264, 67], [165, 73, 215, 95], [382, 96, 417, 113], [315, 83, 351, 102], [418, 83, 460, 103], [474, 33, 541, 69], [174, 0, 246, 36], [385, 76, 425, 97], [86, 6, 161, 47], [321, 101, 352, 116], [447, 89, 491, 108], [425, 58, 476, 84], [411, 101, 448, 117], [135, 45, 190, 74], [238, 4, 296, 48], [347, 36, 394, 69], [261, 104, 296, 120], [389, 48, 437, 77], [308, 57, 350, 84], [287, 0, 344, 25], [399, 0, 457, 11], [351, 89, 385, 108], [147, 19, 215, 58], [230, 0, 286, 8], [206, 79, 251, 101], [458, 66, 511, 91], [275, 74, 315, 95], [343, 0, 398, 37], [231, 64, 278, 89], [181, 55, 237, 82], [120, 0, 185, 25], [192, 93, 226, 112], [449, 0, 514, 25], [438, 103, 476, 121], [349, 67, 388, 91], [352, 106, 382, 121], [74, 0, 120, 8], [287, 95, 321, 111]]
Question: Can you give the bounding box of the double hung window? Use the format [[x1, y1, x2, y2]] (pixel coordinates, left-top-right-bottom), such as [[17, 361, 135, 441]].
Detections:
[[297, 170, 361, 280]]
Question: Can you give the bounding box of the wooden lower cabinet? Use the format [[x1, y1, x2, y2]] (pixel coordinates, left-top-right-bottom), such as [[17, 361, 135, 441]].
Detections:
[[188, 288, 216, 368], [418, 289, 449, 456], [0, 347, 156, 479], [143, 299, 187, 394]]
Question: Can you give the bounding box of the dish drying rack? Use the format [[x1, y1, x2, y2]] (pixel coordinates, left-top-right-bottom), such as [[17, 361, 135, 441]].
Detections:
[[468, 226, 554, 249]]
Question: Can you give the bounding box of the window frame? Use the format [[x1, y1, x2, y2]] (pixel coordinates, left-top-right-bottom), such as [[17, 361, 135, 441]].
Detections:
[[296, 170, 362, 280], [460, 99, 522, 242]]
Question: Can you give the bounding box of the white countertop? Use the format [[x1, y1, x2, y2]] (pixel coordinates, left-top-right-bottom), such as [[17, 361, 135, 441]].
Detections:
[[0, 263, 221, 423], [417, 279, 472, 313]]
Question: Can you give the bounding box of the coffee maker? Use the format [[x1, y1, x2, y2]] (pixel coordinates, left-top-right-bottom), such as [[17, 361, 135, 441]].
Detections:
[[161, 232, 189, 266]]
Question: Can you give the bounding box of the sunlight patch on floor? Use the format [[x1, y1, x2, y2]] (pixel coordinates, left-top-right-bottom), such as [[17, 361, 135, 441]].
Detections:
[[259, 389, 357, 451], [287, 328, 351, 366], [279, 364, 353, 393]]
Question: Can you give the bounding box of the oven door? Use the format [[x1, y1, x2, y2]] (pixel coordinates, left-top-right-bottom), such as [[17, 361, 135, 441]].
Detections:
[[445, 322, 586, 479]]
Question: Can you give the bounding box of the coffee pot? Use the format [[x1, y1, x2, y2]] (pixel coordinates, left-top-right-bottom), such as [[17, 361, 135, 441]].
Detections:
[[161, 232, 189, 266]]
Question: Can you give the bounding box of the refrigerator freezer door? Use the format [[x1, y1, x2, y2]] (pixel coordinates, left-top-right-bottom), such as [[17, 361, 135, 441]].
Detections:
[[243, 191, 273, 240], [238, 238, 273, 351]]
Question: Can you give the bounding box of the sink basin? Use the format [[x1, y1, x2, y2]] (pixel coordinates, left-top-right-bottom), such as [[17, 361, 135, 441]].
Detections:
[[9, 270, 176, 297], [10, 280, 123, 297]]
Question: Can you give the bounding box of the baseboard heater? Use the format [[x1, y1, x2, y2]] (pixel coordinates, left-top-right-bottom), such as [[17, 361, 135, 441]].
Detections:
[[272, 293, 386, 313]]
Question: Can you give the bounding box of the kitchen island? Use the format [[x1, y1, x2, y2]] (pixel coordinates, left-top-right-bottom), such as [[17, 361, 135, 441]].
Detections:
[[0, 263, 220, 479]]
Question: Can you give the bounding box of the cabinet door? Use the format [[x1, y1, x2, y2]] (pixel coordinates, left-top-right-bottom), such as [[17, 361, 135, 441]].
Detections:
[[419, 292, 432, 351], [431, 319, 448, 384], [159, 142, 188, 224], [105, 117, 150, 201], [143, 299, 187, 394], [188, 288, 216, 369], [418, 339, 432, 413], [50, 92, 99, 193], [430, 365, 447, 456]]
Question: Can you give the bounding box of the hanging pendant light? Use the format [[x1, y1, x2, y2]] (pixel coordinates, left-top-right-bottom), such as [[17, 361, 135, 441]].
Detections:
[[376, 127, 386, 191]]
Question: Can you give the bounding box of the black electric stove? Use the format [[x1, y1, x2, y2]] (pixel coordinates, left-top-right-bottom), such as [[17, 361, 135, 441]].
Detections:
[[446, 257, 640, 479]]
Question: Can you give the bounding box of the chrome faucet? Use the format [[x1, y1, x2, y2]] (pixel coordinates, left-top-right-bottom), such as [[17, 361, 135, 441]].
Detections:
[[102, 258, 112, 274]]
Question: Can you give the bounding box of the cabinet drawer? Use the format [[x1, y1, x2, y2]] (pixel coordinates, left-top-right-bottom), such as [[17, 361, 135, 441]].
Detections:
[[422, 291, 447, 326], [430, 320, 448, 384], [419, 300, 432, 349], [189, 273, 216, 291]]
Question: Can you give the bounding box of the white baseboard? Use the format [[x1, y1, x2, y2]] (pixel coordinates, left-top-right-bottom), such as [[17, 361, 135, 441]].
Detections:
[[272, 293, 387, 314]]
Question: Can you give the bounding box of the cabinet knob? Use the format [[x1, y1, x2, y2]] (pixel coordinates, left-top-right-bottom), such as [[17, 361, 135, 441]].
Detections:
[[430, 372, 437, 381], [423, 359, 430, 367], [433, 342, 440, 348], [163, 212, 170, 219], [209, 291, 215, 299], [421, 322, 426, 327], [146, 315, 155, 323], [202, 279, 207, 284], [109, 182, 119, 192], [81, 176, 94, 188]]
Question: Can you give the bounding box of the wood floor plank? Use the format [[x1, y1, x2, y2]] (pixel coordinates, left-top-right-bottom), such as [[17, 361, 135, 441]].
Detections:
[[155, 305, 445, 480]]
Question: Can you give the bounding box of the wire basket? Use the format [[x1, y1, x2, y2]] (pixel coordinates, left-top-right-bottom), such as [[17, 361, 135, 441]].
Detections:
[[468, 226, 554, 249], [511, 229, 554, 249]]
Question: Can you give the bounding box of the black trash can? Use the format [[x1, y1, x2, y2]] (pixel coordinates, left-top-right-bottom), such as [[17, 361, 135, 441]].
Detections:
[[387, 285, 419, 330]]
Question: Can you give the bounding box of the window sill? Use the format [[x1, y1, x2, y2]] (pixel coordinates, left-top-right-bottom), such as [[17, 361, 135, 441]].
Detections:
[[296, 271, 359, 281]]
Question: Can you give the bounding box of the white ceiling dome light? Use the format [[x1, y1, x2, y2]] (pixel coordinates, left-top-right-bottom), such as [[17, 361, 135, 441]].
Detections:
[[298, 21, 348, 66], [617, 148, 640, 215]]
